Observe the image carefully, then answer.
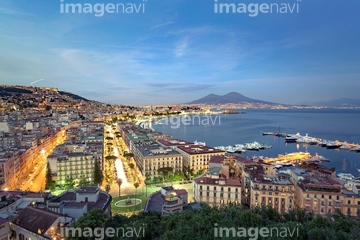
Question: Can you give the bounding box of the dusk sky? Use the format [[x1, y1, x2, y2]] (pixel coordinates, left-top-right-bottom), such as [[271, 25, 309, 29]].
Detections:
[[0, 0, 359, 105]]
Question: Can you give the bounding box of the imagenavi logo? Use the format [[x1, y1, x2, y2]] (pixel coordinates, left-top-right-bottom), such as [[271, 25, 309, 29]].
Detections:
[[60, 0, 147, 17], [214, 0, 301, 17]]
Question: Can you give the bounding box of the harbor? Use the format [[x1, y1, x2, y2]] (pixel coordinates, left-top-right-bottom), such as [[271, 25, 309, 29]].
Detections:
[[253, 152, 329, 167], [214, 141, 272, 153], [263, 131, 360, 152]]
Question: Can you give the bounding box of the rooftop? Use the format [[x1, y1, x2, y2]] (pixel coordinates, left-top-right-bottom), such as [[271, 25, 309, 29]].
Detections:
[[137, 145, 182, 158], [177, 145, 224, 155], [12, 207, 69, 235], [157, 139, 194, 147]]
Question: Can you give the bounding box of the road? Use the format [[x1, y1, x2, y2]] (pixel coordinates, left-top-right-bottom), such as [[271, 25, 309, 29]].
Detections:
[[20, 155, 47, 192]]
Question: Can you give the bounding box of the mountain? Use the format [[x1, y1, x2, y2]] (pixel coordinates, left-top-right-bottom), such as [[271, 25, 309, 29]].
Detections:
[[300, 98, 360, 107], [188, 92, 274, 104]]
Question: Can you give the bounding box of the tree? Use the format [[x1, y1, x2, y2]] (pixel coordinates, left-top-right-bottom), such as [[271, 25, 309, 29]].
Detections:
[[112, 117, 118, 123], [64, 176, 74, 189], [93, 160, 103, 185], [105, 184, 111, 193], [70, 208, 109, 240], [134, 182, 140, 212], [157, 167, 173, 181], [79, 175, 89, 186], [45, 162, 53, 190], [123, 152, 134, 162], [105, 155, 117, 165], [117, 178, 123, 197]]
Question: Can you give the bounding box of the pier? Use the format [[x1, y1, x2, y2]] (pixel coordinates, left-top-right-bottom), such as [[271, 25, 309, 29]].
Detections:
[[262, 132, 360, 152], [254, 152, 329, 166], [215, 141, 271, 153]]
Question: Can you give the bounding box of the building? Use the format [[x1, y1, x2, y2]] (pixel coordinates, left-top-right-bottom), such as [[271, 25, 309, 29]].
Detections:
[[209, 155, 256, 205], [132, 144, 183, 178], [0, 217, 9, 240], [144, 186, 188, 216], [176, 145, 225, 174], [249, 174, 295, 213], [10, 207, 74, 240], [47, 186, 112, 220], [295, 175, 343, 215], [193, 158, 241, 206], [55, 152, 99, 184], [342, 183, 360, 217]]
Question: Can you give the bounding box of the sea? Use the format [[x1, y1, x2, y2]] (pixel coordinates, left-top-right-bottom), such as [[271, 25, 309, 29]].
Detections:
[[152, 109, 360, 177]]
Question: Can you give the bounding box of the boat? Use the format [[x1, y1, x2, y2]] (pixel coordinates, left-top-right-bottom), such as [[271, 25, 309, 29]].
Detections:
[[350, 145, 360, 152], [326, 141, 341, 149], [318, 140, 330, 147], [337, 173, 355, 181], [307, 154, 330, 162], [263, 132, 275, 135], [194, 140, 206, 146], [285, 133, 300, 142], [340, 143, 351, 150]]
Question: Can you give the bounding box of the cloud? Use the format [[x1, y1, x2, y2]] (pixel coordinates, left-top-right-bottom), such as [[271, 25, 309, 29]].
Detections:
[[150, 21, 175, 30], [174, 37, 188, 57]]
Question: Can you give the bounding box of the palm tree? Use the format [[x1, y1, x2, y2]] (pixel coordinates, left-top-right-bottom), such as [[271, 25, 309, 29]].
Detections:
[[133, 182, 139, 209], [117, 178, 123, 197], [105, 184, 111, 193]]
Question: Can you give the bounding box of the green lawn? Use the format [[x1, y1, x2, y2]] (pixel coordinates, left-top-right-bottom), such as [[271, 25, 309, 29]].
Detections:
[[111, 195, 148, 214]]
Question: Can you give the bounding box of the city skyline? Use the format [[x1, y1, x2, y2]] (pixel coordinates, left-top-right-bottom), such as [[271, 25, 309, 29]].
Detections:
[[0, 0, 359, 105]]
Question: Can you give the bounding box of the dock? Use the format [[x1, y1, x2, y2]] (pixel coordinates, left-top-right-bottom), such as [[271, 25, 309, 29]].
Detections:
[[262, 132, 360, 152], [254, 152, 329, 166]]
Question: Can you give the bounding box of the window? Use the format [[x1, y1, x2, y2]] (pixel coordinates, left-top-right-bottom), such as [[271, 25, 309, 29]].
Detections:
[[214, 193, 216, 197], [348, 200, 351, 205], [322, 195, 324, 198], [337, 196, 340, 200], [314, 194, 317, 198], [329, 195, 332, 200], [329, 202, 332, 206]]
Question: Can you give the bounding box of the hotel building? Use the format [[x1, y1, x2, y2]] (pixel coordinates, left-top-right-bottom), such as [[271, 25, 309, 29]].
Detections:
[[132, 144, 183, 178], [176, 145, 225, 174]]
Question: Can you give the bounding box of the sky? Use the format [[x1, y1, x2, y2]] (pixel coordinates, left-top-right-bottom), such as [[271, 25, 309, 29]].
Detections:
[[0, 0, 359, 105]]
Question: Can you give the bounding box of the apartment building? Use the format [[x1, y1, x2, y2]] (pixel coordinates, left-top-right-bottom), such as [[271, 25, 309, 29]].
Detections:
[[132, 144, 183, 177], [56, 152, 99, 183], [193, 158, 241, 206], [342, 184, 360, 217], [249, 173, 295, 213], [295, 175, 343, 215], [176, 145, 225, 174]]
